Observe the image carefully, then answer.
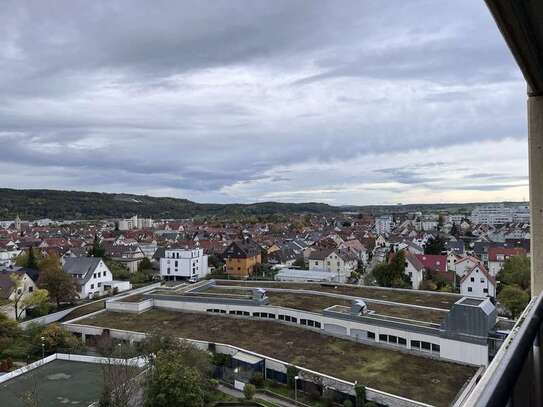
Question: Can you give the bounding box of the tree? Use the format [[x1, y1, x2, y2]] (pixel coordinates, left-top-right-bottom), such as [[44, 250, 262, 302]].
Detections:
[[292, 257, 307, 270], [372, 251, 410, 288], [497, 255, 530, 292], [138, 257, 152, 272], [36, 324, 81, 354], [498, 285, 530, 319], [9, 274, 27, 320], [424, 236, 446, 255], [27, 248, 39, 270], [22, 289, 50, 318], [38, 255, 78, 307], [286, 365, 299, 389], [243, 384, 256, 400], [144, 340, 216, 407], [90, 235, 105, 258], [106, 260, 130, 281]]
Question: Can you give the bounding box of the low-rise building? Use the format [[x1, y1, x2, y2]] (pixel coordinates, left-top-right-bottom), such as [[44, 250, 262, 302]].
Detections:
[[487, 246, 527, 277], [63, 257, 116, 299], [308, 248, 357, 283], [224, 239, 262, 278], [159, 247, 208, 281], [460, 264, 496, 298]]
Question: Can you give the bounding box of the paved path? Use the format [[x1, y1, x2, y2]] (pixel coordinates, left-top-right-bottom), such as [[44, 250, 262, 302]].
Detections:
[[217, 384, 298, 407]]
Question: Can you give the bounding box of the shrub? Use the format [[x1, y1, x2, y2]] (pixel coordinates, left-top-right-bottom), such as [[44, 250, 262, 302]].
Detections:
[[343, 400, 353, 407], [249, 372, 265, 388], [286, 365, 299, 389], [243, 384, 256, 400]]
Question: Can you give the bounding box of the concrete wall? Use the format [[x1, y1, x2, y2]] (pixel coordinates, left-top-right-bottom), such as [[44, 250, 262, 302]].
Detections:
[[107, 299, 154, 314]]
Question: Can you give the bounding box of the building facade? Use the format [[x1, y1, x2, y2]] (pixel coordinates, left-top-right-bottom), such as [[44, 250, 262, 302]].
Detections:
[[160, 247, 208, 281]]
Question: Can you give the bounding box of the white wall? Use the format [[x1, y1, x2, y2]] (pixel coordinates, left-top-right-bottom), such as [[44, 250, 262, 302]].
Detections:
[[81, 260, 113, 299], [160, 248, 208, 280]]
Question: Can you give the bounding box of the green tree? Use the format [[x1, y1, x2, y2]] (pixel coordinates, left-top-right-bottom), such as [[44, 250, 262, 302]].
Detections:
[[36, 323, 81, 354], [105, 260, 130, 280], [38, 255, 78, 307], [292, 257, 307, 270], [498, 285, 530, 319], [424, 236, 446, 255], [138, 257, 152, 272], [27, 247, 39, 270], [22, 289, 50, 317], [372, 251, 410, 288], [144, 341, 215, 407], [90, 235, 105, 258], [243, 384, 256, 400], [497, 255, 530, 292]]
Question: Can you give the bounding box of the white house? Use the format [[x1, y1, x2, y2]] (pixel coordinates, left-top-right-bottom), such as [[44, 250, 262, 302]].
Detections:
[[452, 256, 482, 278], [308, 248, 357, 283], [63, 257, 119, 299], [460, 264, 496, 298], [404, 252, 425, 290], [160, 247, 208, 281]]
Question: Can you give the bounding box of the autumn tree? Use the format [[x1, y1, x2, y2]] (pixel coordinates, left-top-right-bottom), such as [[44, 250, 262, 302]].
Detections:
[[38, 255, 78, 307]]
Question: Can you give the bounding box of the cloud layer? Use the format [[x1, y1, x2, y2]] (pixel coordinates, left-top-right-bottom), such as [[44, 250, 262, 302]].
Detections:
[[0, 1, 528, 205]]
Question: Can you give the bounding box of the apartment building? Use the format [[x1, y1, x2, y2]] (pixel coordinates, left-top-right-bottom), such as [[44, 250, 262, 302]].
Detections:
[[159, 247, 208, 281]]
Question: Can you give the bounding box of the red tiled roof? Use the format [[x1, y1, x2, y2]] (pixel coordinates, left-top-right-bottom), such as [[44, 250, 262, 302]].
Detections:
[[488, 247, 526, 262], [415, 254, 447, 272]]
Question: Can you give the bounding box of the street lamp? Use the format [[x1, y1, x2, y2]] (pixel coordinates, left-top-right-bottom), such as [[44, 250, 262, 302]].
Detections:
[[294, 375, 299, 402], [40, 336, 45, 359]]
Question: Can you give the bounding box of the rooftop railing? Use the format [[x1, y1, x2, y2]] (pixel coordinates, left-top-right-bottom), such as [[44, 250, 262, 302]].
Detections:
[[459, 290, 543, 406]]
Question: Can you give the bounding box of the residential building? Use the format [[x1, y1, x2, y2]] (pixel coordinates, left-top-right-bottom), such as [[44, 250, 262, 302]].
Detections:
[[118, 215, 153, 231], [159, 247, 208, 281], [460, 264, 496, 298], [0, 269, 38, 320], [224, 239, 262, 278], [487, 246, 527, 277], [308, 248, 357, 283], [375, 216, 393, 235], [471, 204, 514, 225], [404, 252, 425, 289], [63, 257, 116, 299]]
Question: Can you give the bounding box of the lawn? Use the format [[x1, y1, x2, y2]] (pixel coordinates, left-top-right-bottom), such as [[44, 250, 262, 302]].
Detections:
[[78, 309, 476, 407], [266, 292, 447, 324], [58, 300, 105, 322], [215, 281, 462, 309]]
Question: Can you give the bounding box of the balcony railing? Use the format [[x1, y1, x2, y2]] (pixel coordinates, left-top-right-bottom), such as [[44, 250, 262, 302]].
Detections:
[[460, 290, 543, 406]]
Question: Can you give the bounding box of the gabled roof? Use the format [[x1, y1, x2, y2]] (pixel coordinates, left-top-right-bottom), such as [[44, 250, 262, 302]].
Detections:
[[308, 247, 335, 261], [460, 263, 496, 286], [404, 251, 425, 271], [415, 254, 447, 272], [63, 257, 104, 285]]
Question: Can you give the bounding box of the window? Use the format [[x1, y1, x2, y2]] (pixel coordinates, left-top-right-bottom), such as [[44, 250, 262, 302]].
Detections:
[[483, 288, 489, 293], [93, 273, 97, 279], [253, 312, 260, 317], [379, 334, 387, 342], [421, 342, 431, 351], [175, 261, 178, 267], [279, 315, 285, 320], [388, 335, 397, 344], [90, 284, 94, 289], [470, 277, 475, 282], [28, 286, 33, 293], [229, 310, 236, 315], [98, 282, 102, 287], [167, 268, 170, 274], [261, 313, 268, 318], [367, 331, 375, 340], [291, 317, 297, 323], [268, 314, 275, 319], [431, 344, 440, 352], [398, 337, 407, 346], [481, 278, 485, 283], [220, 310, 226, 314], [308, 320, 314, 327], [468, 287, 473, 292], [206, 309, 213, 312], [300, 319, 307, 326], [244, 311, 250, 316], [314, 321, 321, 328], [411, 340, 420, 349]]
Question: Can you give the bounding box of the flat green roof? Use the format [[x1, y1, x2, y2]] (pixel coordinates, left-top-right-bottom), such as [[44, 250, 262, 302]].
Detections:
[[0, 360, 103, 407]]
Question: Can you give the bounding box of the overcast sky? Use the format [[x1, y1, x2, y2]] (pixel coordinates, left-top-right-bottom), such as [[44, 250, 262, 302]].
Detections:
[[0, 1, 529, 205]]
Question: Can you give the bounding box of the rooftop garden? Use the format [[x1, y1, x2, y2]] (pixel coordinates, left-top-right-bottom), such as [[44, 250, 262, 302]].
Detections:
[[77, 309, 476, 407], [215, 281, 462, 309]]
